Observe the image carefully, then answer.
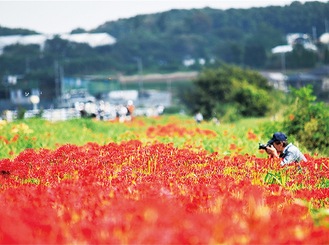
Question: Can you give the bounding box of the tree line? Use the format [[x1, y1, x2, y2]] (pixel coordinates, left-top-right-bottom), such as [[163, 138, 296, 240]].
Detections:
[[0, 1, 329, 78]]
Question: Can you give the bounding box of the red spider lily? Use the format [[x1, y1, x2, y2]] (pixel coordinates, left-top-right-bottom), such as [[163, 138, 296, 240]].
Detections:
[[146, 123, 216, 138], [247, 129, 258, 141], [229, 143, 237, 150], [10, 134, 19, 143], [0, 135, 9, 144], [0, 140, 328, 244]]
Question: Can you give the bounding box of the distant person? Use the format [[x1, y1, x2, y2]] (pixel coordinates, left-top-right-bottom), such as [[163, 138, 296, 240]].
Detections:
[[118, 105, 128, 123], [262, 132, 307, 166], [97, 100, 105, 121], [212, 117, 220, 125], [126, 100, 135, 121], [194, 112, 203, 124]]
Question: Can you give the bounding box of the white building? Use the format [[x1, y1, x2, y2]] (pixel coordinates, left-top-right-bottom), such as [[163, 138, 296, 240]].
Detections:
[[271, 33, 317, 54], [0, 33, 116, 54]]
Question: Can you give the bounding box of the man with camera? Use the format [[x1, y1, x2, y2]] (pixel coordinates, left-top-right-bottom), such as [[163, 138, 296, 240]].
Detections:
[[259, 132, 307, 166]]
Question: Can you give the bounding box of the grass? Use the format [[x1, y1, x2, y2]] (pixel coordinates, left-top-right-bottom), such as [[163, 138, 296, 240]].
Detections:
[[0, 115, 279, 160]]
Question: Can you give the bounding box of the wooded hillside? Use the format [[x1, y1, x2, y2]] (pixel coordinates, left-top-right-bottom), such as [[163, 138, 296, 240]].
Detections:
[[0, 1, 328, 76]]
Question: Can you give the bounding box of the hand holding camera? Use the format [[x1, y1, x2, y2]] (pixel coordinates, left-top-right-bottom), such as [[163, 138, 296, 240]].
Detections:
[[258, 143, 270, 150], [259, 142, 278, 158]]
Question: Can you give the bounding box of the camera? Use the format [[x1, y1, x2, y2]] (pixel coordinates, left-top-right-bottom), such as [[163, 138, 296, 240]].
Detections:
[[258, 143, 271, 150]]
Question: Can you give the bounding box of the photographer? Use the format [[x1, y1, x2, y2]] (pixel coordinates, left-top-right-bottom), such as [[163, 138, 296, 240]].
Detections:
[[260, 132, 307, 166]]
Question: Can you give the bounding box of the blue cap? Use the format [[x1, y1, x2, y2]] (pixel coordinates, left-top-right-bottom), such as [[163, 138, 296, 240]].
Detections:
[[268, 132, 287, 144]]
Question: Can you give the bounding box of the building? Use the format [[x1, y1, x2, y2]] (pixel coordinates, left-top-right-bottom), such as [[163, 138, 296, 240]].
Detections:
[[260, 71, 288, 92], [0, 74, 57, 111], [286, 66, 329, 101], [271, 33, 318, 55], [0, 33, 116, 54]]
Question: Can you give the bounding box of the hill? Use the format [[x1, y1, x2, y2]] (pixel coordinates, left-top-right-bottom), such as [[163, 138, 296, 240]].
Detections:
[[0, 1, 329, 76]]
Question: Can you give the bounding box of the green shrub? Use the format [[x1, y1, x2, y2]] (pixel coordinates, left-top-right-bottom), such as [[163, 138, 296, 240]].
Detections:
[[183, 64, 275, 119], [163, 105, 184, 115], [214, 103, 241, 123], [283, 86, 329, 155]]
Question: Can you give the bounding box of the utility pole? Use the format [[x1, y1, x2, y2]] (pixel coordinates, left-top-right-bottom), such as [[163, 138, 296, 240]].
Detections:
[[59, 64, 64, 97], [312, 26, 317, 41], [281, 52, 286, 74], [54, 60, 60, 100]]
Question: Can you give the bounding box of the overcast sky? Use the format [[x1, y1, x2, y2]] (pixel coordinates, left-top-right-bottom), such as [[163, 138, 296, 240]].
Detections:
[[0, 0, 327, 34]]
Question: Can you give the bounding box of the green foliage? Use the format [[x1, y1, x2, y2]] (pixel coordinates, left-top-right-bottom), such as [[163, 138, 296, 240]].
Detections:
[[283, 86, 329, 155], [0, 26, 37, 36], [183, 64, 275, 121], [286, 44, 319, 69], [215, 104, 241, 123], [162, 106, 183, 114], [257, 119, 283, 144], [231, 79, 271, 117], [1, 1, 329, 77], [264, 169, 289, 186], [243, 42, 267, 68]]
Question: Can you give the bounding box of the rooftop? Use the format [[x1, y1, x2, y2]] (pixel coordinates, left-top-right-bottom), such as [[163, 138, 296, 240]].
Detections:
[[0, 33, 116, 53]]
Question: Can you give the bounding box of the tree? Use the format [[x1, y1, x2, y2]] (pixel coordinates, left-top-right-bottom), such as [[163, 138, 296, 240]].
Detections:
[[243, 43, 267, 68], [1, 1, 329, 76], [182, 64, 274, 121], [286, 44, 318, 69], [70, 28, 87, 34]]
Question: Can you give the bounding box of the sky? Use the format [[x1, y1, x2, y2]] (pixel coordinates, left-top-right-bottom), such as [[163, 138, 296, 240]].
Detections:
[[0, 0, 327, 35]]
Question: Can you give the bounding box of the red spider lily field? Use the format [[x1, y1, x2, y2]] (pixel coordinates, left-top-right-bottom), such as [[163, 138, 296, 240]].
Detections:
[[0, 115, 328, 244]]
